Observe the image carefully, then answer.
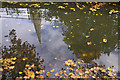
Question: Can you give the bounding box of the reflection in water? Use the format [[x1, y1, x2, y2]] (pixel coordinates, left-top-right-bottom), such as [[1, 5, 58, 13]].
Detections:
[[41, 5, 118, 62], [1, 29, 44, 79], [29, 8, 42, 45], [1, 7, 118, 62], [1, 2, 119, 78]]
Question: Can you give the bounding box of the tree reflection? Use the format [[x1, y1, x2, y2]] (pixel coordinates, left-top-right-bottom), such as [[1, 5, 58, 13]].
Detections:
[[42, 4, 118, 62], [1, 29, 44, 79]]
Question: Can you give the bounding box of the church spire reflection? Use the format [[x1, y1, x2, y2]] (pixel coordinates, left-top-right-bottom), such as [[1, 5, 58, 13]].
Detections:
[[29, 8, 42, 45]]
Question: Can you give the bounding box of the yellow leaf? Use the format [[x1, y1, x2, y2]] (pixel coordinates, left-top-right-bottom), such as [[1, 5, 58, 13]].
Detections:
[[85, 36, 89, 38], [6, 39, 9, 42], [68, 45, 71, 47], [64, 12, 68, 14], [67, 60, 73, 63], [28, 71, 35, 78], [69, 68, 74, 70], [59, 71, 63, 74], [103, 39, 107, 43], [73, 64, 76, 67], [76, 19, 80, 21], [39, 75, 44, 78], [9, 66, 15, 69], [107, 67, 111, 70], [19, 72, 23, 74], [23, 76, 29, 79], [96, 14, 98, 16], [58, 6, 65, 9], [25, 64, 29, 67], [87, 41, 92, 45], [55, 72, 59, 76], [90, 28, 94, 31], [11, 61, 15, 64], [63, 3, 68, 5], [70, 32, 73, 34], [46, 72, 51, 76], [83, 53, 87, 56], [17, 23, 20, 24], [56, 26, 59, 28], [12, 57, 17, 60], [85, 70, 89, 73], [50, 69, 55, 72]]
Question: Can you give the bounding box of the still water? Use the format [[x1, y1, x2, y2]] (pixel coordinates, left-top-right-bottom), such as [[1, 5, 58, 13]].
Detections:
[[0, 3, 119, 78]]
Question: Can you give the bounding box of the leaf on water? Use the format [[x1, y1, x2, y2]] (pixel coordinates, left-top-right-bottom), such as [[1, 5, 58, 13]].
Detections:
[[103, 39, 107, 43], [22, 57, 28, 61], [96, 14, 98, 16], [56, 26, 59, 28], [17, 23, 20, 24], [70, 32, 73, 34], [50, 69, 55, 72], [70, 8, 75, 11], [12, 57, 17, 60], [55, 72, 59, 76], [63, 3, 68, 5], [53, 26, 55, 28], [87, 41, 92, 45], [28, 70, 35, 78], [19, 72, 23, 74], [46, 72, 51, 77], [23, 76, 29, 79], [90, 28, 94, 31], [83, 53, 87, 56], [58, 6, 65, 9], [76, 19, 80, 21], [25, 64, 30, 67], [59, 70, 63, 75], [44, 3, 50, 6], [39, 75, 44, 78], [68, 45, 71, 48], [11, 61, 15, 64], [85, 36, 89, 38], [69, 68, 74, 71], [64, 12, 68, 14], [0, 68, 3, 71], [9, 66, 15, 69], [6, 39, 9, 42]]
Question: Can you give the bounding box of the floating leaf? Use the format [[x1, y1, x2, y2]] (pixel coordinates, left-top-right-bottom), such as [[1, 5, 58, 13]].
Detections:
[[17, 23, 20, 24], [76, 19, 80, 21], [90, 28, 94, 31], [87, 41, 92, 45], [64, 12, 68, 14], [55, 72, 59, 76], [103, 39, 107, 43], [6, 39, 9, 42], [46, 72, 51, 77], [50, 69, 55, 72], [85, 36, 89, 38], [19, 72, 23, 74]]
